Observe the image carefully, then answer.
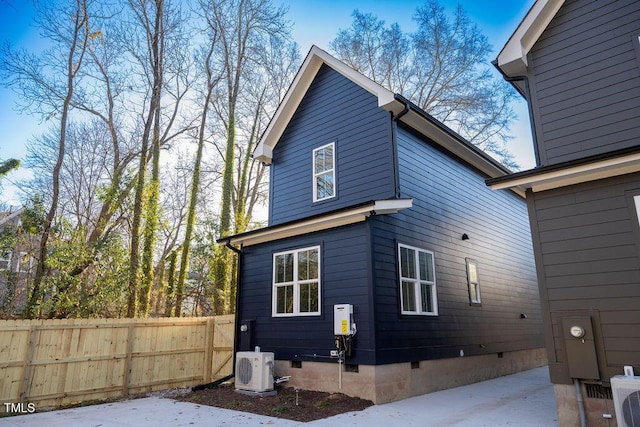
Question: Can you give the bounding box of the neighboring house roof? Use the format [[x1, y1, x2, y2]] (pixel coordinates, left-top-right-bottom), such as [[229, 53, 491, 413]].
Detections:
[[487, 145, 640, 193], [253, 45, 515, 188], [0, 207, 24, 227], [496, 0, 565, 80], [218, 199, 413, 247]]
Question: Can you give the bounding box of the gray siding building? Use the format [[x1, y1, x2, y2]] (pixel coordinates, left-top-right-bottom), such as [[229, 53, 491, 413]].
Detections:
[[489, 1, 640, 425], [221, 46, 545, 404]]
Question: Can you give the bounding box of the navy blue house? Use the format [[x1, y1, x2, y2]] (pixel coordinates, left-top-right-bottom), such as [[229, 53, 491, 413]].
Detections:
[[219, 46, 545, 403]]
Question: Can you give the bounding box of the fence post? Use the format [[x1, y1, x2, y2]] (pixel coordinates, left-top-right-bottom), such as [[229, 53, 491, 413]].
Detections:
[[122, 322, 135, 396], [203, 318, 214, 383], [19, 324, 38, 401]]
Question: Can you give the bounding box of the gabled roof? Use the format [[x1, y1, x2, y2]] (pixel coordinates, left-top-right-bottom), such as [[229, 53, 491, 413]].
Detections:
[[253, 46, 518, 194], [496, 0, 565, 80], [253, 45, 402, 164]]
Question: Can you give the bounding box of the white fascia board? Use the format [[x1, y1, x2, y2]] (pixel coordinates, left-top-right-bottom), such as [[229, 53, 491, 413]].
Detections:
[[489, 152, 640, 193], [253, 45, 401, 164], [497, 0, 565, 76], [221, 198, 412, 247], [372, 198, 413, 214], [252, 144, 273, 164]]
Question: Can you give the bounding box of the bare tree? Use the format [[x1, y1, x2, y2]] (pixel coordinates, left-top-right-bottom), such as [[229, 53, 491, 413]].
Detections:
[[1, 0, 95, 317], [173, 6, 222, 317], [123, 0, 194, 317], [331, 1, 517, 167], [233, 40, 299, 235], [198, 0, 294, 314]]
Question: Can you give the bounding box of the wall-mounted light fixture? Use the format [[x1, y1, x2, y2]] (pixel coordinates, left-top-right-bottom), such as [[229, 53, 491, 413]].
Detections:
[[520, 313, 528, 319], [461, 233, 469, 240]]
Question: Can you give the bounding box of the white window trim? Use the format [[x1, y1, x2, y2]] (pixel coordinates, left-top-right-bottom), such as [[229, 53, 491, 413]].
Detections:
[[272, 245, 321, 317], [312, 142, 336, 203], [398, 243, 438, 316], [0, 251, 11, 272], [466, 258, 481, 304]]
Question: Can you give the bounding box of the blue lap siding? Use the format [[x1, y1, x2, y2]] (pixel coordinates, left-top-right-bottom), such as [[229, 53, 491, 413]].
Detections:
[[269, 64, 395, 226], [237, 123, 543, 366], [370, 126, 543, 364], [236, 57, 542, 367], [237, 222, 378, 365]]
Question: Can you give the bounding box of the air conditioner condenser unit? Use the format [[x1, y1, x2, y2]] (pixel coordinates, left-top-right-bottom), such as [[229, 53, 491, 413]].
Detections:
[[235, 350, 274, 393], [611, 375, 640, 427]]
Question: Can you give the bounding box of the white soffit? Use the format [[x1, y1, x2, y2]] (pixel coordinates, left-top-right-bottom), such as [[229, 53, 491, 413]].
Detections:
[[489, 152, 640, 193], [253, 45, 402, 164], [497, 0, 565, 76], [219, 199, 413, 247]]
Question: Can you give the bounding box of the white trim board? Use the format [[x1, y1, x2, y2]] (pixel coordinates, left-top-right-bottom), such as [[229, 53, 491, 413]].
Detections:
[[488, 152, 640, 193], [497, 0, 565, 77], [219, 199, 413, 247]]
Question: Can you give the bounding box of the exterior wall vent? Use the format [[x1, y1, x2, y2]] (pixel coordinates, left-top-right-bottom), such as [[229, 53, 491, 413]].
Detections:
[[584, 382, 612, 400]]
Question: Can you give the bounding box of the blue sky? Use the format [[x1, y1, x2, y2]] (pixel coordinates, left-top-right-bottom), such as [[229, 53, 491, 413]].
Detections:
[[0, 0, 535, 204]]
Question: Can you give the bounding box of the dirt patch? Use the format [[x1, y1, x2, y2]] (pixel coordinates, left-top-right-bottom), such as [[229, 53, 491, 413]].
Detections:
[[176, 383, 373, 422]]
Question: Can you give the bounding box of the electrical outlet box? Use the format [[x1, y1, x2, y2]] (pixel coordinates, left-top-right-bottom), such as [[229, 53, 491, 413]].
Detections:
[[334, 304, 354, 335]]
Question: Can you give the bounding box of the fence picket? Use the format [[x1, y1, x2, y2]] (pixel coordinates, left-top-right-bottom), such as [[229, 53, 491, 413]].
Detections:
[[0, 315, 234, 411]]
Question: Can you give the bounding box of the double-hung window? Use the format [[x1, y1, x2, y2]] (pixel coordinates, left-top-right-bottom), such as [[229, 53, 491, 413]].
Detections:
[[398, 243, 437, 315], [313, 143, 335, 202], [273, 246, 321, 316], [466, 258, 481, 305]]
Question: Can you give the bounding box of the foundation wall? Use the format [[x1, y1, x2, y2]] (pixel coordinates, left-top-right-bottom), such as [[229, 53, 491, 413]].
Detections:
[[274, 347, 547, 404]]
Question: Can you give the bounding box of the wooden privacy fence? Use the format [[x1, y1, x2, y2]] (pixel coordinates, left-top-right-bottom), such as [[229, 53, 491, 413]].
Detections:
[[0, 315, 234, 411]]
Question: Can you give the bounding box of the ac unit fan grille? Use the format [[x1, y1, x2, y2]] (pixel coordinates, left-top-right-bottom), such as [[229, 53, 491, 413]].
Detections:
[[237, 357, 253, 385], [621, 390, 640, 427]]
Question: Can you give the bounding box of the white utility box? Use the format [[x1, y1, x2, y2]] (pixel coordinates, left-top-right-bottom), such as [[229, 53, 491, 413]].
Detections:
[[334, 304, 355, 335]]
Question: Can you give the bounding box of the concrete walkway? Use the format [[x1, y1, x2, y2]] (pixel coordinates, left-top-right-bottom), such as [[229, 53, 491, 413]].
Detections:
[[1, 366, 558, 427]]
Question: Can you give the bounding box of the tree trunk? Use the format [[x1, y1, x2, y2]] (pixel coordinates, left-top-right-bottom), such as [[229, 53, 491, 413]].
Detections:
[[165, 248, 179, 317], [26, 1, 89, 318], [126, 0, 164, 318], [175, 39, 217, 318]]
